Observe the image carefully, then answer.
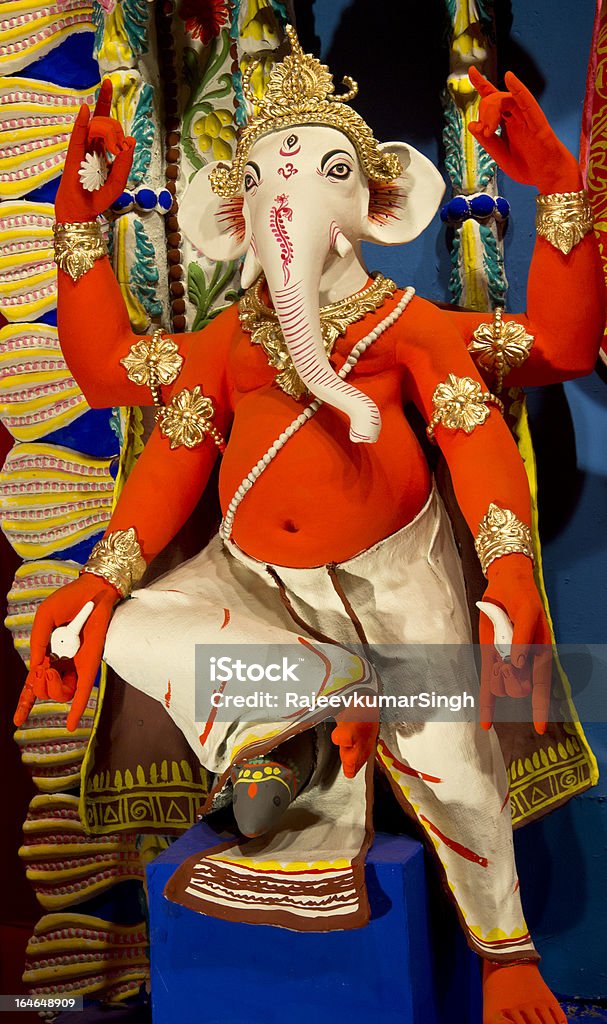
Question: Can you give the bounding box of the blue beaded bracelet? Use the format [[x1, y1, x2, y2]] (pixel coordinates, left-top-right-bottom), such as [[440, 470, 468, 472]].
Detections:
[[440, 193, 510, 226], [111, 187, 174, 216]]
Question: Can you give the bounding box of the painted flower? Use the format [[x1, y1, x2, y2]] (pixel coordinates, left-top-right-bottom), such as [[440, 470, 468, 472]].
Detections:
[[431, 374, 492, 434], [193, 109, 236, 161], [241, 0, 281, 46], [158, 386, 217, 449], [177, 0, 230, 45], [120, 336, 184, 388], [78, 151, 108, 192]]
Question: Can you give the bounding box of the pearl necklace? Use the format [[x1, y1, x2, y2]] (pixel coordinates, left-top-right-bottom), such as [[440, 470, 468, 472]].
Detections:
[[221, 286, 416, 541]]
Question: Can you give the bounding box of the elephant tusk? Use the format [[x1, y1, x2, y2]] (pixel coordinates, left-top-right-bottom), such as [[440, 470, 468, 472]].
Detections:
[[329, 224, 354, 259]]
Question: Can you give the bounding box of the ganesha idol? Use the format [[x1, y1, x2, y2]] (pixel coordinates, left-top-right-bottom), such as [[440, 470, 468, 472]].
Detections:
[[13, 26, 605, 1024]]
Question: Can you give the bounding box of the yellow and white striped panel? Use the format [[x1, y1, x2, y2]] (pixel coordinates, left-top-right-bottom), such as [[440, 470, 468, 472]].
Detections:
[[5, 558, 80, 664], [0, 323, 88, 441], [13, 689, 98, 793], [0, 442, 114, 558], [0, 2, 95, 77], [0, 78, 99, 199], [0, 201, 56, 321]]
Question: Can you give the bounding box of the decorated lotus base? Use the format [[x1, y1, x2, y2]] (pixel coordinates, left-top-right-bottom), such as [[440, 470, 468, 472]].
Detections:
[[147, 823, 482, 1024]]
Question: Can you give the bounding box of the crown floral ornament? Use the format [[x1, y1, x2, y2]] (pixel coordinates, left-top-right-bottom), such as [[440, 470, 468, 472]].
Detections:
[[209, 25, 402, 197]]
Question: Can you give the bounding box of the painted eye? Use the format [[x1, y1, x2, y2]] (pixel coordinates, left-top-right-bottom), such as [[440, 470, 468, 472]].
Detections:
[[327, 161, 352, 180], [286, 134, 298, 149], [244, 172, 258, 192]]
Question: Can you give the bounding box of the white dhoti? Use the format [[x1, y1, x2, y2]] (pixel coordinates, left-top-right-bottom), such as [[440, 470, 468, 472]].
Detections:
[[104, 484, 537, 960]]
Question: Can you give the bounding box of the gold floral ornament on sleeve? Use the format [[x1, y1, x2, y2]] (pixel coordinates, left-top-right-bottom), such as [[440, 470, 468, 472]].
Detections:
[[82, 527, 147, 598], [426, 374, 504, 441], [53, 221, 108, 281], [468, 307, 534, 393], [120, 329, 184, 414], [475, 504, 535, 577], [158, 386, 226, 452]]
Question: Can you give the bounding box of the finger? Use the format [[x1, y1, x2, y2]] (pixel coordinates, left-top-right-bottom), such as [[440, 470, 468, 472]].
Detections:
[[31, 664, 50, 701], [67, 614, 108, 730], [13, 683, 36, 727], [46, 666, 75, 703], [64, 104, 91, 168], [532, 627, 552, 735], [28, 603, 57, 669], [93, 78, 113, 119], [504, 71, 548, 130], [97, 137, 135, 206], [468, 65, 499, 97], [88, 116, 126, 155], [501, 663, 532, 699], [467, 121, 512, 165], [511, 604, 539, 669]]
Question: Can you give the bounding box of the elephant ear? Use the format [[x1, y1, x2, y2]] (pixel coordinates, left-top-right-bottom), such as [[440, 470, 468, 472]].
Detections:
[[362, 142, 446, 245], [180, 162, 251, 260]]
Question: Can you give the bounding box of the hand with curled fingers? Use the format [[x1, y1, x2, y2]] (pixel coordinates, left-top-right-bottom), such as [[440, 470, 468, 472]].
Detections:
[[468, 67, 582, 194], [478, 553, 552, 736], [55, 78, 135, 224], [14, 574, 121, 733]]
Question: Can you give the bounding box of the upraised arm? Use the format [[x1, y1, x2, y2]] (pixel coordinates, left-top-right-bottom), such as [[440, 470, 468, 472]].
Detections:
[[14, 314, 236, 731], [445, 70, 606, 387], [55, 80, 195, 408]]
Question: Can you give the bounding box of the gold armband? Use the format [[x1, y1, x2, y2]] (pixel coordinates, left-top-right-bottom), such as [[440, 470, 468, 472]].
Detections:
[[535, 189, 593, 255], [82, 527, 146, 598], [474, 504, 534, 577], [427, 374, 504, 441], [158, 385, 226, 452], [120, 329, 184, 414], [468, 307, 534, 393], [53, 221, 108, 281]]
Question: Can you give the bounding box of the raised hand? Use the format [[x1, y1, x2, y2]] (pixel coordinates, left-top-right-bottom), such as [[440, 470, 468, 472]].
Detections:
[[478, 553, 552, 736], [55, 78, 136, 224], [14, 573, 121, 732], [468, 67, 582, 194]]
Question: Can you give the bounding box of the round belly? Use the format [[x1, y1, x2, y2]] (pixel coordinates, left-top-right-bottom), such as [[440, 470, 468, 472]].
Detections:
[[219, 402, 432, 566]]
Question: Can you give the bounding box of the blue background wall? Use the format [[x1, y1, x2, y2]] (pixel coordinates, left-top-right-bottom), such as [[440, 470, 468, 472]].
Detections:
[[307, 0, 607, 998]]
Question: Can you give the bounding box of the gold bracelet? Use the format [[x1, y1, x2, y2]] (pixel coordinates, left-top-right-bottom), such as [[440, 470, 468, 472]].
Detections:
[[468, 307, 534, 393], [82, 527, 147, 598], [535, 189, 593, 255], [474, 504, 534, 577], [119, 329, 184, 416], [427, 374, 504, 441], [53, 220, 108, 281], [158, 385, 227, 452]]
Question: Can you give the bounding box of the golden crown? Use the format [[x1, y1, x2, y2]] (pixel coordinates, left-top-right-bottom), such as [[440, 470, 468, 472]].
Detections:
[[209, 26, 402, 197]]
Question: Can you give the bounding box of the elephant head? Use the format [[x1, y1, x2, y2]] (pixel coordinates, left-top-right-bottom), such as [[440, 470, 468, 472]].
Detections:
[[180, 27, 445, 443]]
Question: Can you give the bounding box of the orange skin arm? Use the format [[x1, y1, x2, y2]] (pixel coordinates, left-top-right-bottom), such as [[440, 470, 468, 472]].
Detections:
[[453, 69, 607, 385], [55, 81, 192, 408]]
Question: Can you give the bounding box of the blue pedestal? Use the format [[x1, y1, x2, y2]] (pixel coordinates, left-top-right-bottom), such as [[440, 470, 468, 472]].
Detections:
[[147, 824, 482, 1024]]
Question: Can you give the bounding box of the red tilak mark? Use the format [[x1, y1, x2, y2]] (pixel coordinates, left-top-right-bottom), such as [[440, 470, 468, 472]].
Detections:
[[164, 680, 171, 709], [420, 815, 489, 867], [368, 182, 406, 226], [221, 608, 230, 630], [377, 739, 443, 783], [279, 139, 301, 157], [500, 789, 511, 813], [278, 163, 298, 180], [247, 782, 258, 798], [269, 194, 294, 286]]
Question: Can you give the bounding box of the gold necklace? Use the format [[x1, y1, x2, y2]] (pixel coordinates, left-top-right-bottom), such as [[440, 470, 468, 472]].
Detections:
[[238, 272, 397, 399]]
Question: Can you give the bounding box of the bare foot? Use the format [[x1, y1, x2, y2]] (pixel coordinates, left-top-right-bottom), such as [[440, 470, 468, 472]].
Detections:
[[331, 720, 378, 778], [483, 960, 567, 1024]]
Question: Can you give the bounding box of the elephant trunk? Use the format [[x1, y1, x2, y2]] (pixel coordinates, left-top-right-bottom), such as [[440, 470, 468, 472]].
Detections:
[[263, 266, 381, 444]]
